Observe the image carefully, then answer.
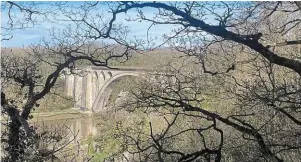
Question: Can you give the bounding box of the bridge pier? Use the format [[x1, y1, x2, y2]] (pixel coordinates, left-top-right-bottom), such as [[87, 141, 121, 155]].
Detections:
[[74, 73, 83, 110], [65, 74, 74, 97], [85, 69, 93, 111]]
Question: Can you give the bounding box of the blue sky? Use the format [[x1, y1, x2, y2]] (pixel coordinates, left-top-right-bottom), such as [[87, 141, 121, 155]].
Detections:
[[1, 1, 229, 48], [1, 2, 181, 47]]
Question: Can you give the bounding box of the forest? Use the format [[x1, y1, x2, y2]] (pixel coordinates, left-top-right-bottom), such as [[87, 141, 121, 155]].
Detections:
[[1, 1, 301, 162]]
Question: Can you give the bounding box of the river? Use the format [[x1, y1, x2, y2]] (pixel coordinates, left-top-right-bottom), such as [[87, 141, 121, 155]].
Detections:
[[29, 115, 101, 161], [31, 115, 99, 143]]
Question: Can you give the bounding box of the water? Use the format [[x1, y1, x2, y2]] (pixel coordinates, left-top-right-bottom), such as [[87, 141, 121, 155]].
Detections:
[[33, 116, 98, 142], [29, 116, 100, 161]]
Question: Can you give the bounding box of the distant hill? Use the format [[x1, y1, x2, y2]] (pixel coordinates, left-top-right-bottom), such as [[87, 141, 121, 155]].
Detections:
[[1, 46, 188, 69]]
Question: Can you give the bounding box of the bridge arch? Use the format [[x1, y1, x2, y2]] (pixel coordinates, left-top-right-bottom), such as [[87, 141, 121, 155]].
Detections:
[[91, 72, 142, 112]]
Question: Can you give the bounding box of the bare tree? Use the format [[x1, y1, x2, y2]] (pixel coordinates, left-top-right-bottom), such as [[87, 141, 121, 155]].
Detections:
[[88, 2, 301, 162], [98, 2, 301, 74], [2, 1, 301, 162], [1, 2, 135, 161]]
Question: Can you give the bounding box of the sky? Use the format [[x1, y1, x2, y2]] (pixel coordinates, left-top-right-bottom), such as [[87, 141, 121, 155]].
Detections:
[[0, 1, 227, 48], [1, 1, 181, 48]]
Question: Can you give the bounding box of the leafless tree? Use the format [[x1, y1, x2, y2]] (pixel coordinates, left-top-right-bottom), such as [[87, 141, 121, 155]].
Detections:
[[1, 2, 135, 161], [2, 1, 301, 162], [87, 2, 301, 162]]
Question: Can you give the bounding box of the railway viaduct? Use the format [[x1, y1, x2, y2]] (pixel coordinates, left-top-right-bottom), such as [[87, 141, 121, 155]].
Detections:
[[63, 66, 151, 112]]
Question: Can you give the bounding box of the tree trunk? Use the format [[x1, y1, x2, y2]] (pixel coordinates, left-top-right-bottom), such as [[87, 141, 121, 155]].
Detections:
[[7, 108, 22, 162]]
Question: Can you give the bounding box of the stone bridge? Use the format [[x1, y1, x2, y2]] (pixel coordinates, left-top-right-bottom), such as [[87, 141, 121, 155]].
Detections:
[[63, 66, 150, 112]]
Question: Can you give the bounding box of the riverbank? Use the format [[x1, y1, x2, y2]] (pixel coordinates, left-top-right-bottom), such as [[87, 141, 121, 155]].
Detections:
[[0, 108, 95, 122], [30, 109, 87, 122]]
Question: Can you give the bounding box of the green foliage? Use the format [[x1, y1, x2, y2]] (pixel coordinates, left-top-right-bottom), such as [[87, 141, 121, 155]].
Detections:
[[108, 50, 185, 68], [82, 111, 150, 161], [106, 76, 138, 106]]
